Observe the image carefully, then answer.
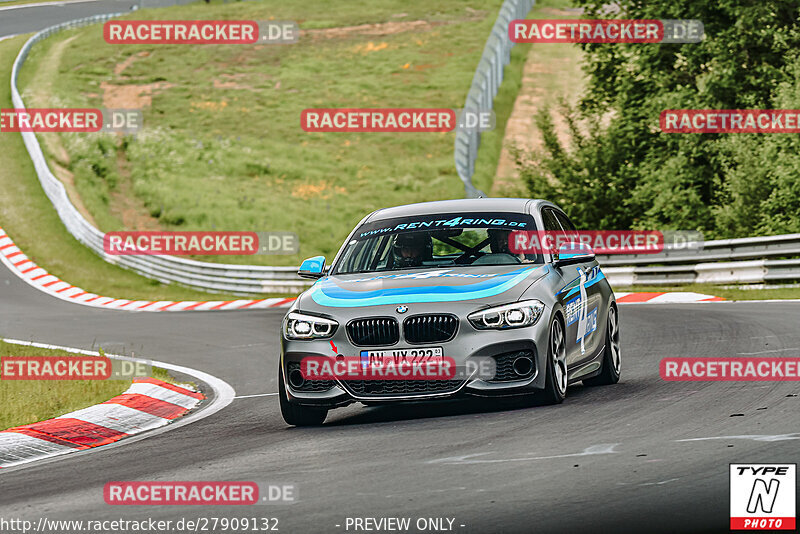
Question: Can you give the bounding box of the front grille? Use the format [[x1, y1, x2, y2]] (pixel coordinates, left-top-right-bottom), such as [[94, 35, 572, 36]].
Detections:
[[339, 379, 464, 397], [403, 314, 458, 344], [286, 362, 334, 392], [490, 350, 536, 382], [346, 318, 399, 346]]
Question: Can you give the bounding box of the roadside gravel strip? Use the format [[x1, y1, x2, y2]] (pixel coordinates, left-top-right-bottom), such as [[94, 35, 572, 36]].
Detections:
[[0, 338, 237, 470], [0, 228, 295, 311]]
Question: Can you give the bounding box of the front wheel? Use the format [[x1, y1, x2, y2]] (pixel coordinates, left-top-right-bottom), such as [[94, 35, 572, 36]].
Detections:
[[278, 368, 328, 426], [583, 305, 621, 386], [540, 317, 568, 404]]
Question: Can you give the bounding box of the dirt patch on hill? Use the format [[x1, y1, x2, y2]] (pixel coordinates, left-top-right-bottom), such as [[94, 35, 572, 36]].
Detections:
[[114, 51, 150, 76], [291, 181, 347, 200], [212, 73, 256, 91], [100, 81, 173, 109], [303, 12, 486, 40], [110, 146, 160, 230]]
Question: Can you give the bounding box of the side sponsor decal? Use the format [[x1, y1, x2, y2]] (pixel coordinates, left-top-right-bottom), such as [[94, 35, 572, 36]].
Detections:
[[562, 266, 599, 354], [558, 265, 603, 299], [564, 295, 582, 326]]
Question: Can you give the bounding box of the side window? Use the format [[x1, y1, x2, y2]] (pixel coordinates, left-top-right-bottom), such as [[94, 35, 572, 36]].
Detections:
[[340, 240, 367, 272], [542, 208, 576, 258], [541, 208, 563, 232], [554, 210, 577, 232]]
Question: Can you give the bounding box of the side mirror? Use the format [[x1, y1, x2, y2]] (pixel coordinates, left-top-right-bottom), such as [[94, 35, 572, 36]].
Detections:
[[298, 256, 326, 279], [554, 243, 595, 267]]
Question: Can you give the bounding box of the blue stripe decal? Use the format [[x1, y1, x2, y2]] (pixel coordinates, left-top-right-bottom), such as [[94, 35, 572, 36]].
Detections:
[[560, 270, 606, 299], [310, 266, 545, 307]]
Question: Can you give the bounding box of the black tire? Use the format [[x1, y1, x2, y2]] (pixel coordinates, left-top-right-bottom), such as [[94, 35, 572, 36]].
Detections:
[[540, 316, 567, 404], [278, 368, 328, 426], [583, 305, 621, 386]]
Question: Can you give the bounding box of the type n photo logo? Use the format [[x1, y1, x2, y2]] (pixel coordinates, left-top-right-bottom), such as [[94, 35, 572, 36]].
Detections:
[[730, 464, 796, 530]]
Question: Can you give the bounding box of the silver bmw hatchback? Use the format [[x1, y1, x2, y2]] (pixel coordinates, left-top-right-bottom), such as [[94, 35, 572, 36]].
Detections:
[[279, 198, 620, 426]]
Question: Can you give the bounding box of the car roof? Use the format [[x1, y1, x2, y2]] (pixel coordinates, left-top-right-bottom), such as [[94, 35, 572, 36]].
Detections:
[[365, 198, 558, 222]]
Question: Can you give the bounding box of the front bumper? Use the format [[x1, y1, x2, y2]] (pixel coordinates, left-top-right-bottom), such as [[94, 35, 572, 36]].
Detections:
[[280, 314, 549, 407]]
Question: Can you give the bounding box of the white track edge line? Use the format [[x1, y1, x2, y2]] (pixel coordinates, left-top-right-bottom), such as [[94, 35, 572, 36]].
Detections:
[[0, 338, 236, 472]]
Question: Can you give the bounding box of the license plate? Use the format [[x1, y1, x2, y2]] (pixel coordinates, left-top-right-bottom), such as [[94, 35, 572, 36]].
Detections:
[[360, 347, 443, 369]]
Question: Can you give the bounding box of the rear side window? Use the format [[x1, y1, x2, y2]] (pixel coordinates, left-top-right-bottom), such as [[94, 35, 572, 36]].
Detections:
[[541, 208, 562, 232], [554, 210, 577, 232]]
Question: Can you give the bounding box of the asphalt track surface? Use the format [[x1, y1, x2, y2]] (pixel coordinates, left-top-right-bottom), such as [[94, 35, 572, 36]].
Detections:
[[0, 0, 167, 37], [4, 254, 800, 534], [2, 4, 800, 534]]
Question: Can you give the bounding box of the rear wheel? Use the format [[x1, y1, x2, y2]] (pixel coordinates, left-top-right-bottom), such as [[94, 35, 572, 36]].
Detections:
[[541, 317, 567, 404], [583, 305, 621, 386], [278, 368, 328, 426]]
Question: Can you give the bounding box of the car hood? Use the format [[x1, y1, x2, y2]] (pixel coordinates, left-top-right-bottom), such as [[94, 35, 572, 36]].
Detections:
[[301, 264, 550, 309]]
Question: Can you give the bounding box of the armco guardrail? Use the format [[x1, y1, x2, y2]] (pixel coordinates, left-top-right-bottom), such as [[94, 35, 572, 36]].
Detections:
[[454, 0, 534, 198], [11, 14, 311, 296], [600, 234, 800, 286]]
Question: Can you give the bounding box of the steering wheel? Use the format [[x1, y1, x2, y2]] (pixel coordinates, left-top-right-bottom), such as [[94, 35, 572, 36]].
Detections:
[[454, 250, 486, 265]]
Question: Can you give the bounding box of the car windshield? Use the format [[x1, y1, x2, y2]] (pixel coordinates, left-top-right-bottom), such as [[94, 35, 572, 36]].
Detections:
[[333, 212, 542, 274]]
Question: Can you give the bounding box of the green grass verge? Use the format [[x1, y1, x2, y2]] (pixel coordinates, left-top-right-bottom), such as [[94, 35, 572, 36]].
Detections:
[[614, 284, 800, 301], [19, 0, 521, 270], [0, 36, 258, 301], [0, 340, 174, 430]]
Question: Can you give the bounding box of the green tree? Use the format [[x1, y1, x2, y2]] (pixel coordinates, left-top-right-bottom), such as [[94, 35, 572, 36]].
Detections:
[[518, 0, 800, 236]]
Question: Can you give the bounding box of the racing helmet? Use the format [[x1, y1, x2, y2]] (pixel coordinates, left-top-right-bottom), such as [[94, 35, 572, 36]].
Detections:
[[392, 232, 432, 268], [487, 228, 512, 254]]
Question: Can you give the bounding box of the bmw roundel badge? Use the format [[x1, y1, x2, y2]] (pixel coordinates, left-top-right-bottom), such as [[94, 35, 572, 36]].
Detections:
[[396, 305, 409, 314]]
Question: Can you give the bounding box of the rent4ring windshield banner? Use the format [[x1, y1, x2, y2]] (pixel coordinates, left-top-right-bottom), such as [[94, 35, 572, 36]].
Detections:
[[354, 212, 536, 240]]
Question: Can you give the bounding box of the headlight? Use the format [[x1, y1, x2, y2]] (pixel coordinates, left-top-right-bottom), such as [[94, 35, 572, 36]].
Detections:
[[468, 300, 545, 330], [283, 312, 338, 340]]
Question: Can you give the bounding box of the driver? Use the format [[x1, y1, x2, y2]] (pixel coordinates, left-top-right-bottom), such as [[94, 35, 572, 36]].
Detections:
[[392, 232, 431, 268], [488, 229, 513, 254], [488, 229, 528, 262]]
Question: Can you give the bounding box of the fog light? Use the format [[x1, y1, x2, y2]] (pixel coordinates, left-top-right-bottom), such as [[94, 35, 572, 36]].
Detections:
[[288, 368, 306, 388], [512, 356, 534, 377]]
